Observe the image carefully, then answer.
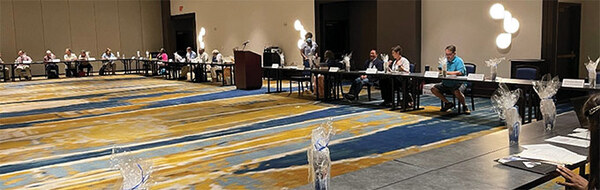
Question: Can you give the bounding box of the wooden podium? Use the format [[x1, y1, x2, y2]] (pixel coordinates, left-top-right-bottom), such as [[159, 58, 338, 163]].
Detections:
[[234, 50, 262, 90]]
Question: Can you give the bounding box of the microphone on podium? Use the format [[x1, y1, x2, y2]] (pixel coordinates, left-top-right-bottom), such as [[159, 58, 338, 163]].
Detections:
[[242, 40, 250, 51]]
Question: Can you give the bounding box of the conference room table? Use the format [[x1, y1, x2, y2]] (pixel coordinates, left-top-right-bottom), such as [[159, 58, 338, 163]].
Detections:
[[262, 67, 299, 93], [262, 67, 600, 124], [1, 59, 137, 82], [386, 111, 587, 189], [138, 60, 235, 86]]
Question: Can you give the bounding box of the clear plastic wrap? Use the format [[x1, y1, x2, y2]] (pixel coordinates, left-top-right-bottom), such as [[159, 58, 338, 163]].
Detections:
[[485, 57, 505, 81], [438, 56, 447, 77], [533, 74, 560, 131], [491, 83, 522, 145], [111, 147, 153, 190], [491, 83, 521, 120], [381, 54, 390, 73], [342, 53, 352, 71], [307, 118, 336, 190], [277, 51, 285, 66], [505, 107, 521, 145], [309, 55, 318, 69], [585, 57, 599, 88]]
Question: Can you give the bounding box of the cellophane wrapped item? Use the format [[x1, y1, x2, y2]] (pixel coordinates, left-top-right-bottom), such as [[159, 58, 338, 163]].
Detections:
[[438, 56, 447, 77], [309, 55, 317, 69], [342, 53, 352, 71], [381, 54, 389, 73], [485, 57, 505, 81], [277, 51, 285, 66], [110, 147, 153, 190], [533, 74, 560, 131], [491, 83, 522, 145], [585, 57, 600, 88], [307, 118, 336, 190]]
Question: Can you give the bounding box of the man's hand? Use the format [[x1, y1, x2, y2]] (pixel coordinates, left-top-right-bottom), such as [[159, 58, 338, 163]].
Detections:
[[556, 165, 588, 190]]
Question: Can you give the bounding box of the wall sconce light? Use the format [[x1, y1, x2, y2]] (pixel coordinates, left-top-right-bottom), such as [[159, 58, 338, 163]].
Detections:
[[294, 20, 307, 49], [198, 27, 206, 49], [490, 3, 519, 49]]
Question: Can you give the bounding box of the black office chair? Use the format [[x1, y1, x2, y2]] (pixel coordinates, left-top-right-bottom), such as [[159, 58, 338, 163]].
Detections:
[[289, 71, 312, 96], [514, 65, 540, 123], [397, 63, 417, 105], [514, 65, 539, 80], [464, 63, 476, 111]]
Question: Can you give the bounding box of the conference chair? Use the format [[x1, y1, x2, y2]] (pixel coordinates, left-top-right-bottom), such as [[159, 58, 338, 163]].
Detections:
[[514, 65, 540, 123]]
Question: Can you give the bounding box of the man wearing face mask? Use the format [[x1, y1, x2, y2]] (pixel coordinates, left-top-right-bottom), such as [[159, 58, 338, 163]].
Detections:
[[300, 32, 318, 68]]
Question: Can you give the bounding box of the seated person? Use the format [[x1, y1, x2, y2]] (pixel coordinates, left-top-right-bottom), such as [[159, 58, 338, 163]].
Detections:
[[78, 50, 93, 76], [557, 94, 600, 190], [379, 45, 411, 107], [64, 48, 78, 77], [210, 49, 223, 82], [43, 50, 59, 78], [14, 50, 33, 80], [198, 48, 209, 63], [431, 45, 469, 114], [192, 48, 210, 82], [101, 48, 117, 75], [156, 48, 169, 75], [323, 50, 344, 69], [181, 47, 197, 80], [1, 53, 9, 80], [344, 49, 384, 101]]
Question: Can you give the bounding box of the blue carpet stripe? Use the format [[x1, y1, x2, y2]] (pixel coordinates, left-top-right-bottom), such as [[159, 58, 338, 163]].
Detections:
[[232, 115, 502, 174], [0, 105, 371, 175]]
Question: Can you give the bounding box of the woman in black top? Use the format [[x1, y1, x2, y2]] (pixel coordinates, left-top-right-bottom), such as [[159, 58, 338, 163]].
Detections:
[[558, 94, 600, 190]]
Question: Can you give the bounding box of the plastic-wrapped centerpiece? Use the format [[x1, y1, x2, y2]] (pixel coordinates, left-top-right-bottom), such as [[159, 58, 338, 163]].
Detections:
[[532, 74, 560, 131], [307, 119, 336, 190], [491, 83, 522, 145]]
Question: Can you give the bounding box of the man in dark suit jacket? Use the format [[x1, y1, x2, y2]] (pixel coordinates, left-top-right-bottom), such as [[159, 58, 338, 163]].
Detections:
[[344, 50, 384, 101]]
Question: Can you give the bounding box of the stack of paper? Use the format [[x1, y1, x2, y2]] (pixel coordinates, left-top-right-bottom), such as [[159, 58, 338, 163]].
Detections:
[[568, 131, 590, 140], [519, 144, 587, 165], [545, 136, 590, 147], [568, 128, 590, 140]]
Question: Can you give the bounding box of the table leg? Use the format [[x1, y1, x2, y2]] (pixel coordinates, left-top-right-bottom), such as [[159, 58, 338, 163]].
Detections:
[[230, 65, 234, 85], [391, 76, 396, 110], [315, 73, 320, 100], [222, 66, 226, 86], [267, 69, 271, 93], [402, 77, 408, 112], [11, 65, 15, 82]]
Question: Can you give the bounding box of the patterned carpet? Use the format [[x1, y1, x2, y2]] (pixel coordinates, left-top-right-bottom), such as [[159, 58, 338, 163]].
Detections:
[[0, 75, 571, 189]]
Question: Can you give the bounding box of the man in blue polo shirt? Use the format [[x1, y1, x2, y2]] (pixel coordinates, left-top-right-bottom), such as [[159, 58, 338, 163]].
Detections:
[[431, 45, 470, 114]]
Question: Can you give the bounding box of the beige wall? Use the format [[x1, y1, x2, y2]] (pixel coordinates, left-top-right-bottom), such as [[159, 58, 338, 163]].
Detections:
[[170, 0, 315, 65], [1, 0, 163, 74], [422, 0, 542, 78]]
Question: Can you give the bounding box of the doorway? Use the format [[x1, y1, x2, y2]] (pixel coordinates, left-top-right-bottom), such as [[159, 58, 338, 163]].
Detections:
[[556, 2, 581, 80], [171, 13, 196, 56]]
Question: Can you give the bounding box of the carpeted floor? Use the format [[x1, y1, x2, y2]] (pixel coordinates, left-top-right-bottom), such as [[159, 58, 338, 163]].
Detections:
[[0, 75, 572, 189]]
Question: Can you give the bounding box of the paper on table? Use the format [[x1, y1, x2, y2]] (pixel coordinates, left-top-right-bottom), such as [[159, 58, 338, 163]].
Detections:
[[545, 136, 590, 148], [568, 131, 590, 140], [573, 128, 589, 133], [519, 144, 587, 165]]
